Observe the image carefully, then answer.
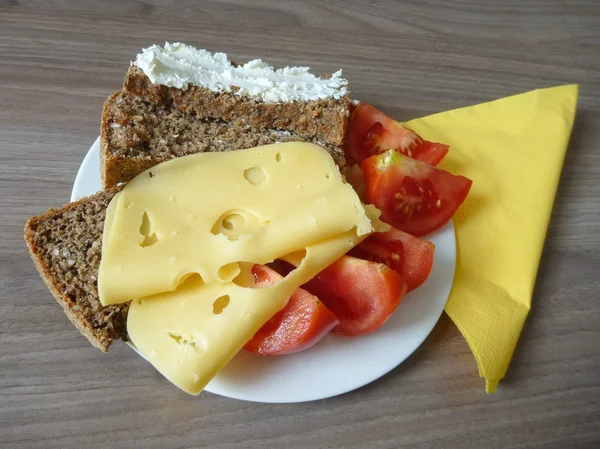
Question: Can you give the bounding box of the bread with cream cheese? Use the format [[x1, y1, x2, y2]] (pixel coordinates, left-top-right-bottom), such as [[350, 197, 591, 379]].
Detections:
[[123, 60, 350, 147]]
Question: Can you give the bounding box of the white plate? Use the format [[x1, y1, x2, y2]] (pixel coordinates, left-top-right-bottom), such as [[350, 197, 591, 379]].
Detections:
[[72, 137, 456, 403]]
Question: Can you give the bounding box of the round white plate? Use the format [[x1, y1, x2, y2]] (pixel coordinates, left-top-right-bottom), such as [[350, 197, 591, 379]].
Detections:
[[72, 137, 456, 403]]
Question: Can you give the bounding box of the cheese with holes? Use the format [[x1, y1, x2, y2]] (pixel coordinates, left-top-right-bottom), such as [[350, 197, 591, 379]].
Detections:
[[98, 142, 385, 394], [127, 230, 369, 394], [99, 142, 375, 306]]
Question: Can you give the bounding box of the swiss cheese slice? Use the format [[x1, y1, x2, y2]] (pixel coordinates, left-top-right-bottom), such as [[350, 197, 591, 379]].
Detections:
[[98, 142, 374, 306], [98, 142, 383, 394], [127, 229, 369, 394]]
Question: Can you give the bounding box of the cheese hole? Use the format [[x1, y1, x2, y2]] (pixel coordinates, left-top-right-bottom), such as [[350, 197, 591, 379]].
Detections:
[[258, 250, 308, 283], [213, 295, 230, 314], [232, 262, 259, 288], [222, 213, 244, 230], [211, 209, 268, 241], [266, 259, 295, 277], [232, 250, 308, 290], [176, 272, 205, 289], [232, 263, 282, 289], [217, 262, 241, 282], [280, 249, 307, 268], [326, 172, 331, 179], [140, 212, 159, 247], [243, 166, 267, 186], [140, 212, 151, 234], [275, 152, 283, 163]]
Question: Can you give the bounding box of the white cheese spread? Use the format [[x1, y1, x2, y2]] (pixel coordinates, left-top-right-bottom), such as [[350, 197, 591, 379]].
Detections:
[[134, 42, 348, 103]]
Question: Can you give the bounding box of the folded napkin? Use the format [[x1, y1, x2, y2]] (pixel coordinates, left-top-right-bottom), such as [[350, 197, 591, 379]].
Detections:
[[404, 85, 578, 392]]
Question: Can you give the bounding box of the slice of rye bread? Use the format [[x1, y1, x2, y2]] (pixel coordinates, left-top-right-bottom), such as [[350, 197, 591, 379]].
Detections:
[[101, 91, 346, 189], [123, 64, 351, 147], [24, 189, 127, 352]]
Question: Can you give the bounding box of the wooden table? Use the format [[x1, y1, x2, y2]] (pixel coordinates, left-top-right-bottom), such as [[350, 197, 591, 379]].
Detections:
[[2, 1, 599, 448]]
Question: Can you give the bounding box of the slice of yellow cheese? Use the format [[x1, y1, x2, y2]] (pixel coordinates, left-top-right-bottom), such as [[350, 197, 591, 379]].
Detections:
[[127, 230, 369, 394], [98, 142, 374, 306], [98, 142, 383, 394]]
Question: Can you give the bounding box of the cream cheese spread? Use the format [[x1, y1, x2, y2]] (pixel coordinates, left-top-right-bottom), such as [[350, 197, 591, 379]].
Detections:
[[134, 42, 348, 103]]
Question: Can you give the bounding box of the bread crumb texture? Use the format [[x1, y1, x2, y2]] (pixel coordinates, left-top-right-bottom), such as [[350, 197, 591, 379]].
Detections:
[[25, 190, 128, 351]]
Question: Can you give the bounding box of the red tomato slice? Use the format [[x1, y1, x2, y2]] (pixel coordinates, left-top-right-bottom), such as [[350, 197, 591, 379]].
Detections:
[[345, 102, 449, 166], [361, 150, 472, 237], [302, 255, 407, 336], [351, 228, 435, 292], [244, 265, 339, 355]]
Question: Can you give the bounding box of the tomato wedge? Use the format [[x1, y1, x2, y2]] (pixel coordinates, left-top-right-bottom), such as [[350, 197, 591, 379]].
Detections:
[[244, 265, 339, 355], [351, 228, 435, 292], [361, 150, 472, 237], [345, 102, 449, 166], [302, 256, 406, 336]]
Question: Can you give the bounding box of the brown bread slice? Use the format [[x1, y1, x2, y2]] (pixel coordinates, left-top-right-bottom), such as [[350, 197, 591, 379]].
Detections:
[[24, 190, 127, 352], [123, 64, 350, 147], [101, 91, 346, 188]]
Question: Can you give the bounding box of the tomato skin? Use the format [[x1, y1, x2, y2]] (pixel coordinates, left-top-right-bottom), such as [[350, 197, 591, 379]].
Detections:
[[302, 255, 407, 336], [352, 228, 435, 292], [244, 265, 339, 356], [345, 102, 449, 166], [361, 150, 472, 237]]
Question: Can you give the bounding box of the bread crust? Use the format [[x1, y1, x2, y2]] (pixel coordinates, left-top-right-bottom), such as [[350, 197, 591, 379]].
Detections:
[[123, 64, 350, 147]]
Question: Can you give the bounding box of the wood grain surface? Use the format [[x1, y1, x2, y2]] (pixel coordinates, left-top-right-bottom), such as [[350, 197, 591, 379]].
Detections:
[[1, 1, 599, 448]]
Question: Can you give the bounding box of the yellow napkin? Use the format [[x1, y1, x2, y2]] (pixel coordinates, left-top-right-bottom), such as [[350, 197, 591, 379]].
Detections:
[[404, 85, 578, 392]]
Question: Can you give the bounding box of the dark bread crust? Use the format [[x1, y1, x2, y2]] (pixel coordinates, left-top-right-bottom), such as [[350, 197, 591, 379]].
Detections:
[[24, 189, 128, 352], [101, 91, 346, 188], [123, 64, 350, 147]]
